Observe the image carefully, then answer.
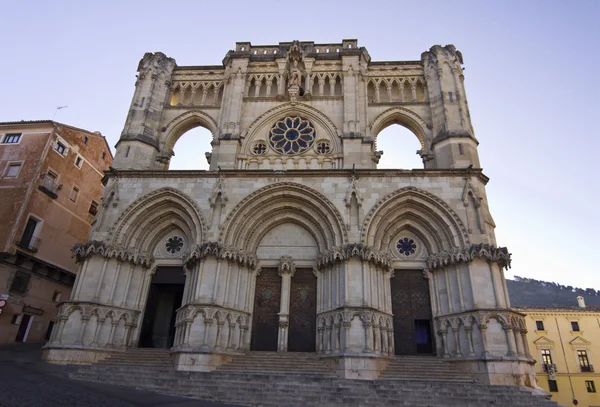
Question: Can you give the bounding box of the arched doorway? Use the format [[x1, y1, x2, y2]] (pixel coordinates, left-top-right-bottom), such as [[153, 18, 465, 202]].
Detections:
[[250, 223, 319, 352], [390, 269, 434, 355], [139, 266, 185, 348], [168, 126, 213, 170]]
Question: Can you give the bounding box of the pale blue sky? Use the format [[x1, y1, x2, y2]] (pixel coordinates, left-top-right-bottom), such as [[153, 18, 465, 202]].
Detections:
[[1, 1, 598, 289]]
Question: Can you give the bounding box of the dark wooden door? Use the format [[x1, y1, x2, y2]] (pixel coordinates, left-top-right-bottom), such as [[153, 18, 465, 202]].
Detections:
[[251, 268, 281, 351], [15, 314, 31, 342], [288, 268, 317, 352], [390, 270, 433, 355]]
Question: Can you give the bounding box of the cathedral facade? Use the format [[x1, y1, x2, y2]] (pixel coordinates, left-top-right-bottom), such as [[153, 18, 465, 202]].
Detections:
[[43, 40, 535, 387]]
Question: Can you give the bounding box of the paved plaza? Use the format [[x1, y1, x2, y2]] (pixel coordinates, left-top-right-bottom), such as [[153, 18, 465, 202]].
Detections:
[[0, 343, 244, 407]]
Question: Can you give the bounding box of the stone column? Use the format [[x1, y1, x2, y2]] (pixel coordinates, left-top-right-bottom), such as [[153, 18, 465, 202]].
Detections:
[[343, 322, 351, 352], [122, 323, 133, 348], [277, 256, 295, 352], [226, 323, 236, 351], [387, 328, 394, 356], [120, 264, 134, 307], [91, 318, 105, 346], [439, 329, 451, 358], [317, 326, 325, 354], [183, 319, 193, 347], [106, 321, 118, 348], [504, 327, 517, 357], [107, 261, 122, 305], [465, 326, 476, 357], [333, 323, 341, 353], [325, 324, 332, 354], [452, 327, 463, 357], [201, 319, 213, 350], [77, 316, 90, 345], [373, 323, 381, 353], [515, 328, 525, 357], [480, 324, 489, 358], [214, 321, 224, 350], [521, 329, 532, 358], [93, 259, 109, 302]]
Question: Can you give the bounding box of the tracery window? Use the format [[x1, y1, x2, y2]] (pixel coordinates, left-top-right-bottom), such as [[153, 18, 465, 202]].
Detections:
[[165, 236, 184, 254], [252, 141, 267, 155], [268, 117, 315, 155], [316, 140, 331, 155], [396, 237, 417, 256]]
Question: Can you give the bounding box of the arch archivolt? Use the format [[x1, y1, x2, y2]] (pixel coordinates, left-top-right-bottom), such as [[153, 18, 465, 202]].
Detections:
[[362, 187, 469, 253], [369, 107, 430, 151], [109, 187, 207, 252], [161, 109, 219, 152], [243, 102, 341, 140], [220, 182, 347, 253]]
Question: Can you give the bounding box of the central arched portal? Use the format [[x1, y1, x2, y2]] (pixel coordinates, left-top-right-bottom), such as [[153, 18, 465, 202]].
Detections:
[[250, 223, 318, 352], [390, 269, 434, 355]]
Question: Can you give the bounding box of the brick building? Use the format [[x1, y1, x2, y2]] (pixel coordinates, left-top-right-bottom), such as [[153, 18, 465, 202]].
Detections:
[[0, 120, 112, 343]]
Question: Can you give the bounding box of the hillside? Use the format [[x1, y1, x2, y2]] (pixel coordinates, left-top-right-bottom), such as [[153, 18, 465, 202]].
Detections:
[[507, 276, 600, 307]]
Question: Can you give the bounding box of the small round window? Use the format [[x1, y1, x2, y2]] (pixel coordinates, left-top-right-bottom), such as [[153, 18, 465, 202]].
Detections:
[[269, 117, 315, 155], [252, 141, 267, 155], [396, 237, 417, 257], [166, 236, 184, 254]]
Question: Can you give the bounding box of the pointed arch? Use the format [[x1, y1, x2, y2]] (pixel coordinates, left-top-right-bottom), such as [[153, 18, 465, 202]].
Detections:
[[220, 182, 347, 253], [109, 187, 208, 252], [361, 187, 469, 253], [161, 109, 219, 152], [369, 107, 430, 151]]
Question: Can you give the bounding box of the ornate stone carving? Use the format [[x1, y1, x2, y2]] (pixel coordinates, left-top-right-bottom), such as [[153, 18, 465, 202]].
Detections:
[[72, 241, 153, 267], [183, 242, 258, 269], [426, 243, 511, 270], [277, 255, 296, 276]]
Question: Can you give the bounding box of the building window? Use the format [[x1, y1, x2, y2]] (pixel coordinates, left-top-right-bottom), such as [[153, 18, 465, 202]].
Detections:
[[69, 186, 79, 202], [101, 152, 106, 159], [11, 314, 23, 325], [54, 141, 67, 156], [74, 156, 83, 168], [39, 170, 60, 198], [83, 136, 88, 144], [458, 143, 464, 156], [541, 349, 553, 365], [548, 379, 558, 392], [18, 217, 40, 252], [536, 320, 545, 331], [586, 380, 597, 393], [571, 321, 580, 331], [52, 291, 62, 302], [4, 162, 22, 178], [448, 92, 454, 102], [578, 350, 593, 372], [2, 133, 22, 144], [9, 271, 31, 294], [89, 200, 99, 216]]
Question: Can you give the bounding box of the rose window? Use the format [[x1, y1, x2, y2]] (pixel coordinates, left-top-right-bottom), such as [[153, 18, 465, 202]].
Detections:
[[396, 237, 417, 256], [165, 236, 184, 254], [269, 117, 315, 155], [252, 141, 267, 155], [316, 140, 331, 155]]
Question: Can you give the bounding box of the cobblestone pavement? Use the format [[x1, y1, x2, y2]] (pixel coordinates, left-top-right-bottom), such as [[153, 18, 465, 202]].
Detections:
[[0, 343, 246, 407]]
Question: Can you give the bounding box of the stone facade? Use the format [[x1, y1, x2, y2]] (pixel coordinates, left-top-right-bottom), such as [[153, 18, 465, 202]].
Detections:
[[0, 121, 113, 344], [43, 40, 535, 387]]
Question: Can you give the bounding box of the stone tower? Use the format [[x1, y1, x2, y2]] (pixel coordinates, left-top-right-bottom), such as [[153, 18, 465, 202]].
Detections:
[[44, 40, 534, 387]]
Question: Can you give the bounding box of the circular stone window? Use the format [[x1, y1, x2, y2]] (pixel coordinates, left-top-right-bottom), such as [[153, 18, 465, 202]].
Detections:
[[396, 237, 417, 257], [269, 117, 315, 155], [316, 140, 331, 155], [252, 141, 267, 155], [165, 236, 184, 255]]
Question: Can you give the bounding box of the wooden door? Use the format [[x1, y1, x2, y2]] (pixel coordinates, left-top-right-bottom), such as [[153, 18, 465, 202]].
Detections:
[[15, 314, 31, 342], [288, 268, 317, 352], [390, 270, 433, 355], [251, 268, 281, 351]]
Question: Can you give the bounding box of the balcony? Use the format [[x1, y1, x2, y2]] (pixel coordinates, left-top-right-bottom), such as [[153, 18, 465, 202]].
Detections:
[[581, 365, 594, 372], [16, 236, 40, 253], [38, 175, 60, 199], [542, 363, 557, 373]]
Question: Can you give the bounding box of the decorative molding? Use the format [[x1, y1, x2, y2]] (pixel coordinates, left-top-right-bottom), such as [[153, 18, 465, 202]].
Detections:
[[317, 244, 391, 270], [426, 243, 511, 270], [277, 255, 296, 276], [184, 242, 258, 269], [72, 241, 153, 267]]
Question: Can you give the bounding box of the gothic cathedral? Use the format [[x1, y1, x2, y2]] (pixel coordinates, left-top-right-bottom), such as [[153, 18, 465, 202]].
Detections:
[[44, 40, 535, 387]]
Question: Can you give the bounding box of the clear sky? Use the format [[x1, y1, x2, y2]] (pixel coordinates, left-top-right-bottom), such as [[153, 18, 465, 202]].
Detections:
[[1, 1, 598, 289]]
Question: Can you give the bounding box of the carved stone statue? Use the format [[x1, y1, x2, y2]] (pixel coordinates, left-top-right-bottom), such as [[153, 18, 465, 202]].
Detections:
[[289, 59, 302, 88]]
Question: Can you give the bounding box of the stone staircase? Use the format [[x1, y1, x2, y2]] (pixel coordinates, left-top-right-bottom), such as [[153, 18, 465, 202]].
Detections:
[[379, 355, 474, 381], [68, 350, 561, 407]]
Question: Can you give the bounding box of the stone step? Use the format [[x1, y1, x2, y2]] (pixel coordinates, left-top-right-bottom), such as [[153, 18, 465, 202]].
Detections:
[[69, 350, 559, 407]]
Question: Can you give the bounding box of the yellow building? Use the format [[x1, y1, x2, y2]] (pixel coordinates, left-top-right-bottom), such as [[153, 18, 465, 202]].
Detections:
[[517, 297, 600, 407]]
